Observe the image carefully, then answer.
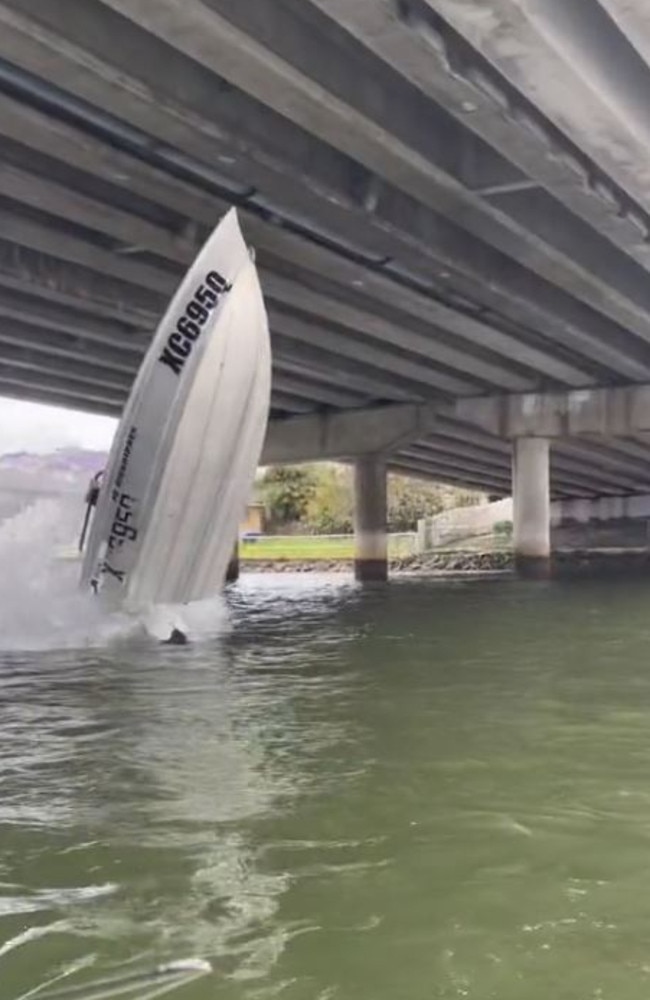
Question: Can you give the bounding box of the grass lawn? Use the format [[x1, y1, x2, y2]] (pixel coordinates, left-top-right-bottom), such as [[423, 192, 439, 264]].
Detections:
[[240, 534, 415, 562]]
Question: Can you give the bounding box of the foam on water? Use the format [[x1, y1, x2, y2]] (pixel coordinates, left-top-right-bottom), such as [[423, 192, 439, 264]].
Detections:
[[11, 956, 213, 1000], [0, 497, 229, 650]]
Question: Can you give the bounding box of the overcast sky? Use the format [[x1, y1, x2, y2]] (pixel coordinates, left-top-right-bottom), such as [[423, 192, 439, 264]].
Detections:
[[0, 397, 117, 455]]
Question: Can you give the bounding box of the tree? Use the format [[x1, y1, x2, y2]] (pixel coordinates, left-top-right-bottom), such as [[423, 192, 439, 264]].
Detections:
[[305, 465, 353, 534], [258, 465, 317, 526], [387, 475, 447, 531], [259, 463, 484, 533]]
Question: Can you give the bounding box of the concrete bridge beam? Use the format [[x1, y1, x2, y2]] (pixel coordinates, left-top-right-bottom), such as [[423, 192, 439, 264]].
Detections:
[[261, 403, 438, 467], [454, 383, 650, 439], [93, 0, 650, 347]]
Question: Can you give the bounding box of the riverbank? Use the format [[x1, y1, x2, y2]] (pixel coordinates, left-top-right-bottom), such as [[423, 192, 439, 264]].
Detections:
[[241, 549, 514, 574], [241, 547, 650, 576]]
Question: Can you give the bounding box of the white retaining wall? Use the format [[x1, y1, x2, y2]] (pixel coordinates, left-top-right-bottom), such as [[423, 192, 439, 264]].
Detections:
[[417, 498, 513, 551]]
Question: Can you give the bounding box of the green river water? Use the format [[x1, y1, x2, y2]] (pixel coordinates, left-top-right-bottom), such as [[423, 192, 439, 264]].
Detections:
[[3, 573, 650, 999]]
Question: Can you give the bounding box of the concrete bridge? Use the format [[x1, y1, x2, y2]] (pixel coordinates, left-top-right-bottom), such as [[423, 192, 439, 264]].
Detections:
[[1, 0, 650, 577]]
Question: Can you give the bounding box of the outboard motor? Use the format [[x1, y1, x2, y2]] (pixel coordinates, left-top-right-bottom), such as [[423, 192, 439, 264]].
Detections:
[[78, 469, 104, 553]]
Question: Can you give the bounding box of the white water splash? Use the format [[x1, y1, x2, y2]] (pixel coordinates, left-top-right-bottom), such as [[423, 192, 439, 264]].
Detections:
[[0, 497, 114, 650], [0, 497, 229, 650]]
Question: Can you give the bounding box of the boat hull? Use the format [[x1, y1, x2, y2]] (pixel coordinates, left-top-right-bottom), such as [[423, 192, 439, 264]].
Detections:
[[80, 208, 271, 610]]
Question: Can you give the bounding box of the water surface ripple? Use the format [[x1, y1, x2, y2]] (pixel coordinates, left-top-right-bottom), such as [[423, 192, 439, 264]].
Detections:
[[3, 573, 650, 998]]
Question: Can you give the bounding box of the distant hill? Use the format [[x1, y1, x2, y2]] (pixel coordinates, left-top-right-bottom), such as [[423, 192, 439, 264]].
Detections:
[[0, 447, 107, 474], [0, 448, 107, 521]]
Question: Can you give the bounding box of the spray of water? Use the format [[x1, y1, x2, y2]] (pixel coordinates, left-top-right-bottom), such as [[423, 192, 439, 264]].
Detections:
[[0, 497, 229, 650]]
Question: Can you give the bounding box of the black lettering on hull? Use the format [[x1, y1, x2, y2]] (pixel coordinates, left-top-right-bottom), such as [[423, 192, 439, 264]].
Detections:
[[159, 346, 184, 375], [115, 426, 137, 489], [101, 561, 125, 583], [159, 268, 233, 375], [108, 493, 137, 550]]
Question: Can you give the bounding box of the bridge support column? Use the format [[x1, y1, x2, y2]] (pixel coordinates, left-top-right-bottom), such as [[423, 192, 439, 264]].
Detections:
[[512, 437, 550, 578], [354, 456, 388, 583], [225, 541, 240, 583]]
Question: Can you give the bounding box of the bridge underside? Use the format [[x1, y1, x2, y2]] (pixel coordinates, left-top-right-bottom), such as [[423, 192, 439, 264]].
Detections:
[[1, 0, 650, 498]]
